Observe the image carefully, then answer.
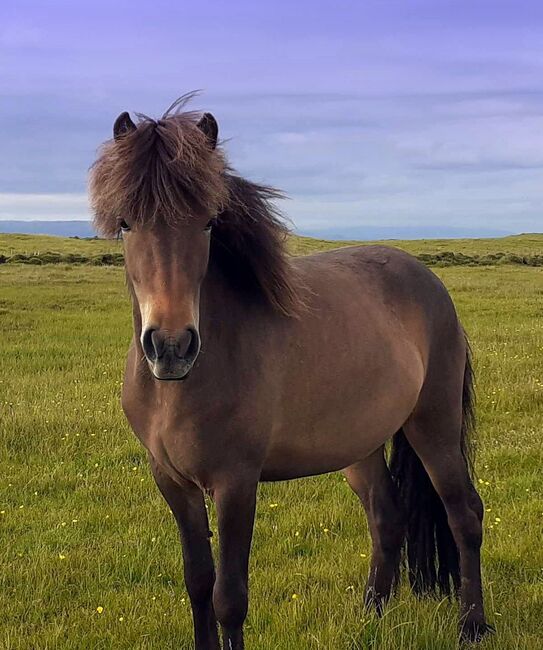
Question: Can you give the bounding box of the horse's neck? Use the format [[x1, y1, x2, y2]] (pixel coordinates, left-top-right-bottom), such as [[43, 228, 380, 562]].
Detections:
[[199, 260, 247, 335]]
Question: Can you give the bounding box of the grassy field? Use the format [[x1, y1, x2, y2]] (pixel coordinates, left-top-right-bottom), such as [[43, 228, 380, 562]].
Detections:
[[2, 232, 542, 266], [1, 233, 542, 649]]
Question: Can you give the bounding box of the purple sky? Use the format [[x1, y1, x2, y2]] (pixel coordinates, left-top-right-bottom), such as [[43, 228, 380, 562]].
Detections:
[[1, 0, 542, 234]]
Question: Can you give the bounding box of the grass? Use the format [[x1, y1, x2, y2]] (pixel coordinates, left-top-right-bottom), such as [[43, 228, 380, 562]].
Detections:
[[0, 234, 542, 649], [288, 232, 543, 258], [1, 233, 543, 267]]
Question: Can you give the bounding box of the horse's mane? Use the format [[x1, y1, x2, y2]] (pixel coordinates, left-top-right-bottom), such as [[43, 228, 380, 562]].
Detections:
[[212, 173, 300, 316], [89, 94, 300, 316]]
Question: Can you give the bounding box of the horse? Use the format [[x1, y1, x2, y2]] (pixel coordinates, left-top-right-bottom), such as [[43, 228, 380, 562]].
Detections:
[[89, 94, 493, 649]]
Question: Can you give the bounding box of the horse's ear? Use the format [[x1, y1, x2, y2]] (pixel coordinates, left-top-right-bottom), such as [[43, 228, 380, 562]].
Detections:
[[113, 111, 136, 140], [197, 112, 218, 149]]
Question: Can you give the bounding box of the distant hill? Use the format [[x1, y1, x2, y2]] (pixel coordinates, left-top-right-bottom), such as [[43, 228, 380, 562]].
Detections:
[[0, 220, 96, 238], [0, 220, 521, 241], [1, 232, 542, 268], [303, 225, 513, 240]]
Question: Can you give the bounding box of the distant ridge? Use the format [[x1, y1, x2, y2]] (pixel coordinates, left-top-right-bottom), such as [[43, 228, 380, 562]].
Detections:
[[0, 220, 527, 241], [301, 225, 514, 240]]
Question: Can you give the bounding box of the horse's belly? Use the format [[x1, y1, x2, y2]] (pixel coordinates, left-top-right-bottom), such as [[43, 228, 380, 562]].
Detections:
[[260, 431, 380, 481], [261, 345, 424, 481], [260, 396, 417, 481]]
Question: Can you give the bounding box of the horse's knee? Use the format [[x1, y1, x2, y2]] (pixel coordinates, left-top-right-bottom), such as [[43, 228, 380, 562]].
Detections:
[[457, 510, 482, 550], [213, 578, 248, 629], [446, 499, 483, 551], [184, 564, 215, 605], [468, 484, 484, 521]]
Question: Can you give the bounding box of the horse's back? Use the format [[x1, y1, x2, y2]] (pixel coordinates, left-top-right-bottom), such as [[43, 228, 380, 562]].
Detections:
[[296, 244, 452, 306], [294, 244, 461, 352]]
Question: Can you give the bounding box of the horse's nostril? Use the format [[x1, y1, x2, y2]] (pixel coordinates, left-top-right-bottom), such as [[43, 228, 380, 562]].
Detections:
[[142, 327, 200, 364], [151, 329, 166, 359], [142, 328, 162, 361], [174, 328, 192, 359], [175, 326, 200, 360]]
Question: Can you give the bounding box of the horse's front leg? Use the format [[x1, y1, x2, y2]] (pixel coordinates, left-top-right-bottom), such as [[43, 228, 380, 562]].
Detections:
[[212, 478, 258, 650], [149, 457, 220, 650]]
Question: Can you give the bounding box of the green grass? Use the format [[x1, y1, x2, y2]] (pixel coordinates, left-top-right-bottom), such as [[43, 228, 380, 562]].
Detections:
[[2, 233, 543, 267], [0, 233, 121, 256], [1, 234, 542, 649], [288, 232, 543, 258]]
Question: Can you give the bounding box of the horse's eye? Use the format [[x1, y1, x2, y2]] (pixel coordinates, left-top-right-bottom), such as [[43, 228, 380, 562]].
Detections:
[[120, 219, 131, 232], [204, 219, 215, 232]]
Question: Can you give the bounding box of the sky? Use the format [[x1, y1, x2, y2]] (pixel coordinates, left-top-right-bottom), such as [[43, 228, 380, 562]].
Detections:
[[1, 0, 542, 236]]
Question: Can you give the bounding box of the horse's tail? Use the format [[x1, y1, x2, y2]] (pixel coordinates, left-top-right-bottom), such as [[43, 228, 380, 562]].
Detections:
[[390, 339, 475, 597]]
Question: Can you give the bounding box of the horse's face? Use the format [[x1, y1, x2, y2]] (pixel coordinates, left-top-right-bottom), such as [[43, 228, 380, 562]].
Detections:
[[122, 214, 213, 380], [105, 108, 222, 381]]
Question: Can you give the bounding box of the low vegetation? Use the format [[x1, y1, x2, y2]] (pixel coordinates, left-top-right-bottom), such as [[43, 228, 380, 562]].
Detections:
[[1, 233, 542, 267], [0, 233, 542, 649]]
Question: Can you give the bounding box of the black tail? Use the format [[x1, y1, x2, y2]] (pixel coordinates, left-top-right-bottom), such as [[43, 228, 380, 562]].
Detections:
[[389, 341, 475, 597]]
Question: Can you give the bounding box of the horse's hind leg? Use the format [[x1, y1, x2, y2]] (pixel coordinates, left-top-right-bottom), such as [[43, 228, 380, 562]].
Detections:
[[343, 446, 406, 613], [403, 407, 492, 642]]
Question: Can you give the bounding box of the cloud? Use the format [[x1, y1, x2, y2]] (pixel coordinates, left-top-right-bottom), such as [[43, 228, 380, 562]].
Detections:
[[393, 111, 543, 172], [0, 193, 89, 220], [1, 0, 542, 233]]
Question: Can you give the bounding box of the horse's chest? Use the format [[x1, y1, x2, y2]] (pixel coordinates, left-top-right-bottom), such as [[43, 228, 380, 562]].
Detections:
[[122, 378, 209, 483]]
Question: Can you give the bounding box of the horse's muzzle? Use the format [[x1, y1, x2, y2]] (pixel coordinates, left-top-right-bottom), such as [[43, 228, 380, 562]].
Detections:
[[141, 326, 201, 380]]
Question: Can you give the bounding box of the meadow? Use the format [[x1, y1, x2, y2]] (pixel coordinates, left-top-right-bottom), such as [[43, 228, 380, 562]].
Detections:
[[1, 233, 542, 649], [1, 232, 542, 268]]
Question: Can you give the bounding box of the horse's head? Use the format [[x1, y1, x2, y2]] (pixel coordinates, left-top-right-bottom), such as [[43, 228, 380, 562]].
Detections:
[[120, 190, 213, 382], [90, 99, 227, 380]]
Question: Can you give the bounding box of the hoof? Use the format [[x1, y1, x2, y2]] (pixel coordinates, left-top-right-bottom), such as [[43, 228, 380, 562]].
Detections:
[[460, 621, 495, 644], [363, 588, 389, 617]]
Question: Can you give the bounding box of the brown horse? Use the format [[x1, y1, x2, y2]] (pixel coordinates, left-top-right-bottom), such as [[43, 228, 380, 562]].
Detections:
[[89, 95, 493, 649]]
